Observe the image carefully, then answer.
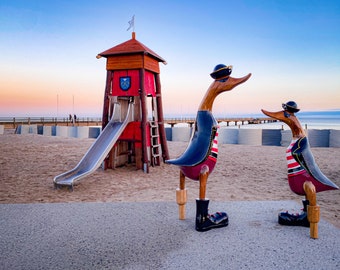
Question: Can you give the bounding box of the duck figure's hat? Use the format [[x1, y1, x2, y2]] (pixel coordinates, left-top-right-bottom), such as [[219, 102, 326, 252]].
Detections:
[[210, 64, 233, 81], [282, 101, 300, 113]]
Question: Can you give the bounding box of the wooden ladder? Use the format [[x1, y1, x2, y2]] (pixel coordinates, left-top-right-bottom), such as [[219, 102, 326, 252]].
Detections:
[[150, 121, 161, 166]]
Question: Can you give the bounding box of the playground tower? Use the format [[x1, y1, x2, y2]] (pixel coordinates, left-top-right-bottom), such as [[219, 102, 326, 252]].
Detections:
[[96, 32, 169, 173]]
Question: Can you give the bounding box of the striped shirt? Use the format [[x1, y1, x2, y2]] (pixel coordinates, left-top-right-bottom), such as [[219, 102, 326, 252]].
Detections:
[[208, 126, 219, 163], [286, 139, 305, 176]]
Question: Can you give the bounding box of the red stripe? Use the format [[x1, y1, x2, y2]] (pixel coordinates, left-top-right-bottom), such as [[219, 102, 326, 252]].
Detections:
[[288, 163, 299, 169]]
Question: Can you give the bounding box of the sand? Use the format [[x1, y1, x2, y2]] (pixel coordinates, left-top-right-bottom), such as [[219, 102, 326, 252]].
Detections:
[[0, 132, 339, 228]]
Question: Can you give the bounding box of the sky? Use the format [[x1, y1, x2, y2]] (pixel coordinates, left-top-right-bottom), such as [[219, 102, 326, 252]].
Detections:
[[0, 0, 339, 118]]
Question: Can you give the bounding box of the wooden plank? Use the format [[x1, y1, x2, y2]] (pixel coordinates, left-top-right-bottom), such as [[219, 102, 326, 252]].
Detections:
[[106, 54, 160, 73], [107, 54, 144, 70], [144, 55, 160, 73]]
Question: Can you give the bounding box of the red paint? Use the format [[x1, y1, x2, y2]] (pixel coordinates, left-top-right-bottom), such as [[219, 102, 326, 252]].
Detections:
[[118, 121, 150, 147], [144, 71, 156, 96], [112, 70, 140, 96], [111, 70, 155, 97]]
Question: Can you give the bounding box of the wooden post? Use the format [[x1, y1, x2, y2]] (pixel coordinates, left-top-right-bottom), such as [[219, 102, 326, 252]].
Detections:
[[303, 181, 320, 239], [176, 171, 187, 220], [139, 69, 149, 173], [199, 165, 209, 200], [101, 70, 113, 129], [101, 70, 113, 170], [154, 73, 170, 161]]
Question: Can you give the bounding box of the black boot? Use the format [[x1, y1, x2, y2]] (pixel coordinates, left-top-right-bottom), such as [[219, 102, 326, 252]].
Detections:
[[278, 200, 310, 227], [195, 199, 228, 232]]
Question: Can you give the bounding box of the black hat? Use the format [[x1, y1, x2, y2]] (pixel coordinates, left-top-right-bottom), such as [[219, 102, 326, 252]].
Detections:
[[210, 64, 232, 80], [282, 101, 300, 113]]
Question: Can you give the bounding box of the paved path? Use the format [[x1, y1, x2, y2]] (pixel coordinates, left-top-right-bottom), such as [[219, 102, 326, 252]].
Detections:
[[1, 201, 339, 269]]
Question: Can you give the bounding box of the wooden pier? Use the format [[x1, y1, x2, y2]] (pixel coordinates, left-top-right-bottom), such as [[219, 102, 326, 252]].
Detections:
[[164, 117, 277, 127], [0, 116, 277, 130], [0, 117, 102, 130]]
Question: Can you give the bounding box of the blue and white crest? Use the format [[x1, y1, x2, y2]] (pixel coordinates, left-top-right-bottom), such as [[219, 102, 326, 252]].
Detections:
[[119, 76, 131, 91]]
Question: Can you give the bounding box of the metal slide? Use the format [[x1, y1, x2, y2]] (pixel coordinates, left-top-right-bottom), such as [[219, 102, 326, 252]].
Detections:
[[53, 100, 133, 189]]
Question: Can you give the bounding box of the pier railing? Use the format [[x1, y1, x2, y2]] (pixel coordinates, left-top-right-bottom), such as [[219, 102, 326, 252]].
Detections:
[[0, 116, 277, 129], [164, 117, 277, 127], [0, 117, 102, 129]]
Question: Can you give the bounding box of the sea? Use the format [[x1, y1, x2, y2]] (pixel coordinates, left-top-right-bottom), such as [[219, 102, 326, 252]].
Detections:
[[169, 110, 340, 130], [226, 110, 340, 130]]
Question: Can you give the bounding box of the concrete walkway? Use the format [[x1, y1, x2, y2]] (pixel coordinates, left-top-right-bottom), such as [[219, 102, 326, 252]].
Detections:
[[1, 201, 339, 270]]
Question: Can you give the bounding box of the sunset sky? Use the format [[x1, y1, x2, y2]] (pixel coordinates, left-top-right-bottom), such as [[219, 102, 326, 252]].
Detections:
[[1, 0, 339, 118]]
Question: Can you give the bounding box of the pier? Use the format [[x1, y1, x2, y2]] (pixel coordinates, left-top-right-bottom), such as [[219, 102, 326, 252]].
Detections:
[[0, 117, 102, 129], [0, 116, 277, 130], [164, 117, 278, 127]]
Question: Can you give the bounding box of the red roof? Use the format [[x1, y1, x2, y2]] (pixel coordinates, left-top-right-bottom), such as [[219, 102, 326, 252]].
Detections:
[[97, 32, 166, 64]]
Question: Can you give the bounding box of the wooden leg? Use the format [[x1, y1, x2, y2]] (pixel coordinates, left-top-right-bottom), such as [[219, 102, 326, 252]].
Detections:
[[199, 165, 209, 200], [176, 170, 187, 220], [303, 181, 320, 239]]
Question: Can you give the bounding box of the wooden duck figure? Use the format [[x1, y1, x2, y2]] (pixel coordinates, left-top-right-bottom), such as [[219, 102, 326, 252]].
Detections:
[[166, 64, 251, 231], [262, 101, 339, 238]]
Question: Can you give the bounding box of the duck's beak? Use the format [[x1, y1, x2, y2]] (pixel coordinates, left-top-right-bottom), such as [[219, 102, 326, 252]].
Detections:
[[261, 109, 287, 123], [199, 73, 252, 111], [214, 73, 252, 95], [261, 109, 305, 137]]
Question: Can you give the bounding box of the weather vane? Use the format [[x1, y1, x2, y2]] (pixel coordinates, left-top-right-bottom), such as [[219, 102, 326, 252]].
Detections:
[[127, 15, 135, 32]]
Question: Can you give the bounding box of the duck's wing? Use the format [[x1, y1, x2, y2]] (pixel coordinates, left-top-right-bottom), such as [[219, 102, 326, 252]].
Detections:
[[292, 137, 339, 190], [166, 111, 216, 167]]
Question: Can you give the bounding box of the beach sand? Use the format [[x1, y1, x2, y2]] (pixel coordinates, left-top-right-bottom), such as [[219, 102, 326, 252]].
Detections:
[[0, 133, 339, 228]]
